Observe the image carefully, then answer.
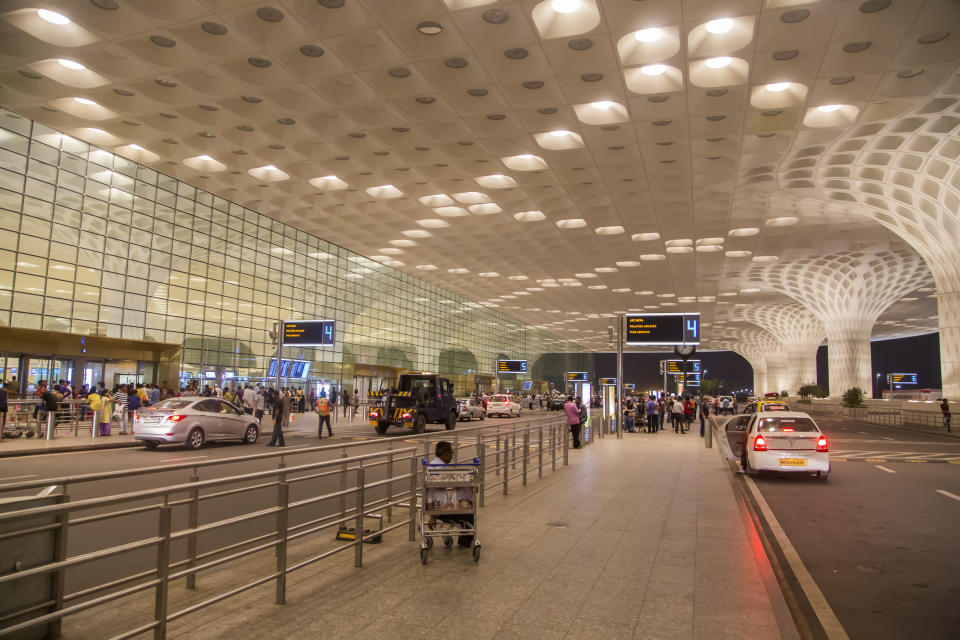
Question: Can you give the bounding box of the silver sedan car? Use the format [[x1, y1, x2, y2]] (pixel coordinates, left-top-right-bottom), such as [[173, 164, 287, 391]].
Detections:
[[134, 398, 260, 450], [457, 398, 486, 421]]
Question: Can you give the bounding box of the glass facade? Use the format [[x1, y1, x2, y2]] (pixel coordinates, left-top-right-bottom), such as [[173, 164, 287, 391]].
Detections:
[[0, 109, 581, 393]]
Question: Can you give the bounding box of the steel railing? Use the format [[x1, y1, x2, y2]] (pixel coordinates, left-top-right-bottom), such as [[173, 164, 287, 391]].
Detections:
[[801, 403, 952, 433], [0, 413, 574, 640]]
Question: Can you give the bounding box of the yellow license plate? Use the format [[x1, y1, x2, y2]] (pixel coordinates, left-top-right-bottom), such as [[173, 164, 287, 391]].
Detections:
[[779, 458, 806, 466]]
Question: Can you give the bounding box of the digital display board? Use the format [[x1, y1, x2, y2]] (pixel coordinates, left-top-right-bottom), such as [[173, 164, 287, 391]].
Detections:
[[269, 360, 310, 378], [567, 371, 588, 382], [498, 360, 528, 373], [664, 360, 701, 375], [522, 381, 533, 391], [625, 313, 700, 346], [682, 372, 701, 386], [887, 373, 918, 385], [624, 384, 636, 391], [599, 377, 617, 386], [282, 319, 335, 346]]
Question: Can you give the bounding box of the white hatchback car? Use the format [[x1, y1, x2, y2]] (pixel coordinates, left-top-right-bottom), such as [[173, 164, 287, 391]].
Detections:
[[728, 411, 830, 479], [486, 394, 522, 418]]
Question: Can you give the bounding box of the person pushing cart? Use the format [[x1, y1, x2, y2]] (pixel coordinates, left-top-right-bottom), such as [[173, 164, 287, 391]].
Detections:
[[419, 440, 481, 564]]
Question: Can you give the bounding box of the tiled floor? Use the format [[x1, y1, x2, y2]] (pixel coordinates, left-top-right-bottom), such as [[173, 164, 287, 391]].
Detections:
[[162, 428, 793, 640]]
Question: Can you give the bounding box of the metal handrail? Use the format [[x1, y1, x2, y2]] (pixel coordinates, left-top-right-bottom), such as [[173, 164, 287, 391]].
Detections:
[[0, 412, 565, 496], [0, 415, 573, 640]]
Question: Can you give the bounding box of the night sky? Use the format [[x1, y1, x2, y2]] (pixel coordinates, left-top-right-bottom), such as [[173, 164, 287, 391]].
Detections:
[[587, 331, 941, 397]]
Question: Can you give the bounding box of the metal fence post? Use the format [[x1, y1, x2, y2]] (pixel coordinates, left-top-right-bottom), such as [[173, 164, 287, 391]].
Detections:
[[408, 457, 418, 542], [705, 416, 713, 449], [186, 470, 200, 590], [153, 506, 172, 640], [538, 427, 543, 478], [90, 409, 97, 439], [551, 424, 557, 471], [503, 448, 510, 496], [338, 447, 348, 517], [386, 450, 394, 523], [495, 434, 501, 476], [276, 477, 289, 605], [479, 439, 486, 507], [46, 495, 69, 639], [45, 410, 56, 440], [354, 467, 365, 568], [563, 422, 569, 466], [511, 432, 517, 469], [522, 430, 529, 486]]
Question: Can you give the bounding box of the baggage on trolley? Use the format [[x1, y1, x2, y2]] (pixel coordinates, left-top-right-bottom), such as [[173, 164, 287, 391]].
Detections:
[[418, 458, 481, 564]]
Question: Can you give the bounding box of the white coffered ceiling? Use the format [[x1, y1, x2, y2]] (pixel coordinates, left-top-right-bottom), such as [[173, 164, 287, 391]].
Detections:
[[1, 0, 956, 350]]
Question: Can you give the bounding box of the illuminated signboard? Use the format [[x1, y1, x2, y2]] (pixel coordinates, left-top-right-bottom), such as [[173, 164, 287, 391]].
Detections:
[[682, 372, 701, 386], [269, 360, 311, 378], [625, 313, 700, 346], [664, 360, 701, 375], [887, 373, 918, 385], [624, 384, 636, 390], [567, 371, 588, 382], [282, 319, 335, 347], [599, 377, 617, 386], [498, 360, 528, 373]]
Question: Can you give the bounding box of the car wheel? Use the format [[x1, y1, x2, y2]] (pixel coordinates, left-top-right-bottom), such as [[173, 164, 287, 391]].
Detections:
[[144, 440, 159, 450], [414, 413, 426, 434], [185, 427, 205, 450], [445, 412, 456, 431], [375, 423, 388, 435], [243, 424, 259, 444]]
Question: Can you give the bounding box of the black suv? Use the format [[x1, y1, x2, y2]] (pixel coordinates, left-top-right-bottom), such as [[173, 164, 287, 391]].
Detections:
[[369, 374, 458, 435]]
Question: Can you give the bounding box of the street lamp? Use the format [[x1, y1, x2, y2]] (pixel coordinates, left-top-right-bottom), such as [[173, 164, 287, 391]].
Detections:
[[875, 372, 881, 399]]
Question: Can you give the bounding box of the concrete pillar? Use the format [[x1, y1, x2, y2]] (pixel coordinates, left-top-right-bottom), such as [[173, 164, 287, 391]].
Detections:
[[938, 288, 960, 401]]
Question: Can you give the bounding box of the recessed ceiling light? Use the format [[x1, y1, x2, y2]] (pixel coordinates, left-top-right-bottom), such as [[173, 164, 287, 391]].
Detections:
[[766, 82, 790, 92], [479, 272, 500, 278], [632, 232, 660, 241], [551, 0, 581, 14], [591, 100, 614, 110], [449, 268, 470, 274], [57, 59, 85, 70], [38, 9, 70, 25], [728, 227, 760, 237], [705, 56, 732, 69], [641, 64, 667, 76], [705, 18, 734, 34], [417, 21, 443, 35], [556, 218, 587, 229], [73, 97, 96, 106], [634, 27, 663, 43], [817, 104, 843, 112], [550, 130, 571, 137]]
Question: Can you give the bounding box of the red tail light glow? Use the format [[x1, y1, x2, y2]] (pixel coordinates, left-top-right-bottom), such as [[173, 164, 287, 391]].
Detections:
[[753, 434, 767, 452], [401, 412, 412, 420], [134, 413, 140, 422], [166, 415, 186, 422], [816, 435, 829, 452], [782, 427, 794, 432], [369, 411, 378, 418]]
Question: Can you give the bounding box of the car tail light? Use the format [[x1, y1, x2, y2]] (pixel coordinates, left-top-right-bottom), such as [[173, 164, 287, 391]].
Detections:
[[782, 427, 794, 432], [401, 412, 411, 420], [816, 435, 829, 452], [134, 413, 140, 422], [369, 411, 378, 418], [166, 415, 186, 422], [753, 434, 767, 452]]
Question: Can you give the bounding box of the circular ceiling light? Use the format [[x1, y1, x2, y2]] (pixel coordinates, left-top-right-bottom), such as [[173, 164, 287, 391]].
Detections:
[[765, 82, 790, 92], [37, 9, 70, 25], [417, 21, 443, 35], [705, 56, 731, 69], [551, 0, 581, 14], [705, 18, 734, 34], [817, 104, 843, 112], [641, 64, 667, 76], [57, 59, 85, 70], [634, 27, 663, 43]]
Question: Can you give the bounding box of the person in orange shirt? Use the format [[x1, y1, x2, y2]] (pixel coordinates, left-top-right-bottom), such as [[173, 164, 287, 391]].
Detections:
[[316, 391, 333, 439]]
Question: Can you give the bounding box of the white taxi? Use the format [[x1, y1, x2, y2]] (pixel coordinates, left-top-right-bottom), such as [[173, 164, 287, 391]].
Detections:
[[486, 394, 522, 418], [734, 411, 830, 479]]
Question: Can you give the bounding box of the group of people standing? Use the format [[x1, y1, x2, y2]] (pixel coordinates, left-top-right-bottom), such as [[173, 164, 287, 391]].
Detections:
[[623, 394, 713, 437]]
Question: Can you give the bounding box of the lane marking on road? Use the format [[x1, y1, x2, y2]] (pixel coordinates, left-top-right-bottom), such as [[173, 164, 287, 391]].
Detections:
[[160, 455, 209, 463], [0, 474, 39, 482], [882, 436, 895, 441], [865, 458, 887, 462], [935, 489, 960, 503], [0, 447, 136, 459], [860, 431, 869, 435], [744, 476, 850, 640], [875, 465, 897, 474]]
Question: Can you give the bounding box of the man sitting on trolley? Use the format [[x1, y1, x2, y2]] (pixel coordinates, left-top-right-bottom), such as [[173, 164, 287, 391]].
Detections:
[[428, 441, 475, 547]]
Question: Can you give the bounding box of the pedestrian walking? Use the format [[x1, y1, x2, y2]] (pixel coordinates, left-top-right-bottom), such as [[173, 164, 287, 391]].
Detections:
[[255, 386, 265, 423], [645, 396, 658, 433], [672, 397, 685, 434], [113, 385, 129, 434], [657, 396, 666, 430], [564, 395, 583, 449], [941, 398, 951, 433], [316, 391, 333, 439], [268, 391, 291, 447]]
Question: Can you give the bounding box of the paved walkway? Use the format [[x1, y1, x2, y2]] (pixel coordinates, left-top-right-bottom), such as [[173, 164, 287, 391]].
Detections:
[[163, 428, 796, 640]]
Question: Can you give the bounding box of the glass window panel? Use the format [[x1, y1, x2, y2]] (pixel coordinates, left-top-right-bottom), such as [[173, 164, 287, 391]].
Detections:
[[57, 169, 84, 193]]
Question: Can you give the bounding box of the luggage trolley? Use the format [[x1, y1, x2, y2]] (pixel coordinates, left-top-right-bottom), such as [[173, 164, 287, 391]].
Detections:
[[418, 458, 481, 564]]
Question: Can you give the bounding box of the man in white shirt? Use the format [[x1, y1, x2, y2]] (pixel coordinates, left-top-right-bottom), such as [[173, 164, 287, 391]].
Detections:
[[242, 384, 257, 415], [672, 397, 685, 434]]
